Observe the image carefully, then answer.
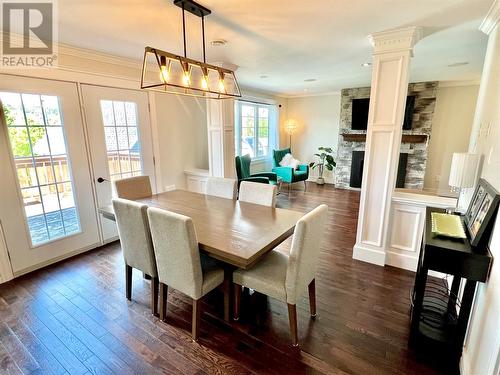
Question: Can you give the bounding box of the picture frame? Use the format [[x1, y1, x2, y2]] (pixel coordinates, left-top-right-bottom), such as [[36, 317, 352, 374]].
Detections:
[[465, 179, 500, 246]]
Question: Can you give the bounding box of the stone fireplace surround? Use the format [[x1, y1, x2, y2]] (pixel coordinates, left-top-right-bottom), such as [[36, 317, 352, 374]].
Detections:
[[335, 81, 438, 189]]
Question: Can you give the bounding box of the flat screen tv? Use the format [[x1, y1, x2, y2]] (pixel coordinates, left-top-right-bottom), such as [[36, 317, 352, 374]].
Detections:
[[351, 96, 415, 130]]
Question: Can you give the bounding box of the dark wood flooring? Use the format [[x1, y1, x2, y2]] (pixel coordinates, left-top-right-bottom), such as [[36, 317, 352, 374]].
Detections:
[[0, 184, 443, 374]]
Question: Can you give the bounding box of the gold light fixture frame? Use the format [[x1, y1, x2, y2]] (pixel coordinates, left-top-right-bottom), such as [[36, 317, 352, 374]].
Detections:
[[140, 0, 241, 99]]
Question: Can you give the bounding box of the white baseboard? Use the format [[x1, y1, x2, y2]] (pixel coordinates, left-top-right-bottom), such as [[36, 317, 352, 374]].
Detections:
[[385, 250, 418, 271], [353, 243, 385, 266], [460, 347, 471, 375]]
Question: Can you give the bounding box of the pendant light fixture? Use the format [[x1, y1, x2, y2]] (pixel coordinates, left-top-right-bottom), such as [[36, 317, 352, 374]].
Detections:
[[140, 0, 241, 99]]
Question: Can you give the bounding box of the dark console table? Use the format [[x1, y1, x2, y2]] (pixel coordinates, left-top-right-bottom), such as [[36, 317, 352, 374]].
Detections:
[[410, 207, 493, 371]]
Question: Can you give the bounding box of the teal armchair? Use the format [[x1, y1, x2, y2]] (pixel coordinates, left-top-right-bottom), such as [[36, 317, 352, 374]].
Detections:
[[272, 148, 309, 190], [235, 154, 278, 187]]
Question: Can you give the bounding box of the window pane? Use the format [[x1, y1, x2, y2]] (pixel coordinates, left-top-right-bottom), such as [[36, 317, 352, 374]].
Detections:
[[0, 92, 25, 125], [258, 107, 269, 118], [41, 95, 62, 125], [30, 127, 50, 156], [116, 127, 129, 150], [15, 159, 38, 188], [113, 101, 126, 125], [22, 94, 44, 125], [46, 127, 66, 155], [2, 92, 81, 246], [8, 127, 32, 158], [242, 105, 254, 117], [100, 100, 115, 126], [125, 102, 137, 126], [100, 100, 143, 180]]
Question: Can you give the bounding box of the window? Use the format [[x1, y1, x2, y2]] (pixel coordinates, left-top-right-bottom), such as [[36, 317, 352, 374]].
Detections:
[[99, 100, 143, 181], [1, 92, 81, 246], [235, 101, 276, 158]]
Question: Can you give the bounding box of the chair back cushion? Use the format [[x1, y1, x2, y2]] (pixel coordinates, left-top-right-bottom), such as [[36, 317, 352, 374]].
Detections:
[[114, 176, 152, 200], [147, 207, 204, 299], [112, 198, 157, 277], [235, 154, 252, 180], [285, 204, 328, 304], [239, 181, 277, 207], [273, 148, 291, 167], [206, 177, 237, 200]]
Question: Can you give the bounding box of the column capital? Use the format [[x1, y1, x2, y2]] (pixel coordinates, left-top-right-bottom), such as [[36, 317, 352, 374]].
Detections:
[[368, 26, 423, 55], [479, 0, 500, 35]]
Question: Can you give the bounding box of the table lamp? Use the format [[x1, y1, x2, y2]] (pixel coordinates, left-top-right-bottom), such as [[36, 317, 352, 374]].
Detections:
[[448, 152, 480, 213], [284, 119, 298, 148]]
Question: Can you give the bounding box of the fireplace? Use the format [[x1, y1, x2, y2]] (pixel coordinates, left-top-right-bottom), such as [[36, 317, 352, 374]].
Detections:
[[349, 151, 408, 188]]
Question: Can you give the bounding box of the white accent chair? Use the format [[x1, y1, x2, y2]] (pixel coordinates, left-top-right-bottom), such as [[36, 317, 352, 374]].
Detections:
[[112, 198, 159, 316], [206, 177, 237, 200], [233, 204, 328, 346], [147, 207, 225, 341], [114, 175, 152, 200], [238, 181, 277, 207]]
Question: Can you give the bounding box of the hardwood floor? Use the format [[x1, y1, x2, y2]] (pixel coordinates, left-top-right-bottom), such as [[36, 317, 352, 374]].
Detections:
[[0, 184, 443, 374]]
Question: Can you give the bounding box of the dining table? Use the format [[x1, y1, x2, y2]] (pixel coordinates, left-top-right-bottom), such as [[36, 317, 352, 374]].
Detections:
[[99, 189, 304, 320]]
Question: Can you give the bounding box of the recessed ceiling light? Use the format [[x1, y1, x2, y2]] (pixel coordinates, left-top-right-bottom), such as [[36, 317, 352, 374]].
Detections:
[[304, 78, 317, 82], [211, 39, 227, 47], [361, 62, 372, 67], [260, 75, 268, 79], [447, 62, 469, 67]]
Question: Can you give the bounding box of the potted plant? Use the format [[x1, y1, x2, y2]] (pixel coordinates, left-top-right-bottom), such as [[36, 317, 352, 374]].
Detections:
[[309, 147, 336, 185]]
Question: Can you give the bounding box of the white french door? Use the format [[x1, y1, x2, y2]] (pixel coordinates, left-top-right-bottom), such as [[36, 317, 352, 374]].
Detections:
[[81, 85, 155, 242], [0, 75, 100, 274]]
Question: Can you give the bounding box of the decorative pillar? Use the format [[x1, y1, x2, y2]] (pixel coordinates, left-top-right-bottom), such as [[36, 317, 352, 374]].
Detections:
[[353, 27, 423, 266], [206, 99, 235, 178]]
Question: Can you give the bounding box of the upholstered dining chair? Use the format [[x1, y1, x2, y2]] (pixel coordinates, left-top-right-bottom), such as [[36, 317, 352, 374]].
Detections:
[[114, 175, 152, 200], [112, 198, 159, 316], [238, 181, 277, 207], [147, 207, 226, 341], [233, 204, 328, 346], [206, 177, 237, 200]]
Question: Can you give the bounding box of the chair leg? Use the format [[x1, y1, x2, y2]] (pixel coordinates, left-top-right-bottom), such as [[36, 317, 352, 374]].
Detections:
[[287, 303, 299, 347], [234, 284, 242, 321], [303, 180, 307, 192], [125, 265, 132, 301], [159, 283, 168, 321], [151, 277, 159, 316], [308, 279, 317, 318], [192, 298, 202, 342]]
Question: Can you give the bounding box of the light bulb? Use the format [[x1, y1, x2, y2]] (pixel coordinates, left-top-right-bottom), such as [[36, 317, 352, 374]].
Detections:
[[201, 76, 209, 90], [160, 65, 169, 83], [182, 70, 191, 86], [218, 78, 225, 93]]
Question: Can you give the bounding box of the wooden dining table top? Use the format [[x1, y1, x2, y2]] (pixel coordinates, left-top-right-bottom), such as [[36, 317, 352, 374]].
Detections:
[[99, 189, 304, 269]]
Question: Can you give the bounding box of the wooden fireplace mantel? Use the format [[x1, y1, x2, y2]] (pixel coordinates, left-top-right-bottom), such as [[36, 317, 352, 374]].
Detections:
[[341, 133, 428, 143]]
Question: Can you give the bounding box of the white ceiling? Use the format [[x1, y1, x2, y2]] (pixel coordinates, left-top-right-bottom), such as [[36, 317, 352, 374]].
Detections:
[[58, 0, 492, 96]]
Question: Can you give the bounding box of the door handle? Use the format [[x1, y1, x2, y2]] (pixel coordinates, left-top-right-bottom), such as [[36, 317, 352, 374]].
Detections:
[[97, 177, 108, 183]]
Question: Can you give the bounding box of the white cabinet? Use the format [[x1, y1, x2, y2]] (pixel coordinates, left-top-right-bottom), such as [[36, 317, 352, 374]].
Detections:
[[184, 169, 209, 194]]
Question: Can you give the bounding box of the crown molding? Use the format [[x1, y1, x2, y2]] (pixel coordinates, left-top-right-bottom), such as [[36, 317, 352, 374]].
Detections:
[[479, 0, 500, 35], [368, 26, 424, 55], [282, 90, 341, 99]]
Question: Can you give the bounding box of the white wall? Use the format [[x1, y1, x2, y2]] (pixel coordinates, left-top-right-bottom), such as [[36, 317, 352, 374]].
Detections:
[[462, 18, 500, 375], [424, 84, 479, 193], [153, 93, 208, 190], [283, 94, 341, 183]]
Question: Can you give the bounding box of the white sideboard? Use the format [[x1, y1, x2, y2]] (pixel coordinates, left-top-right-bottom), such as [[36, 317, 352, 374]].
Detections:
[[184, 168, 209, 194], [386, 190, 457, 272]]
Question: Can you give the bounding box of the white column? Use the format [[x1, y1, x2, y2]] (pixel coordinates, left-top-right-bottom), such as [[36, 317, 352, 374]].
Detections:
[[206, 98, 235, 178], [353, 27, 423, 266]]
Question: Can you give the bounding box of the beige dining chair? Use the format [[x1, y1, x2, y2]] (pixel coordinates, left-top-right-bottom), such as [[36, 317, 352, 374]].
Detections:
[[232, 204, 328, 346], [206, 177, 237, 200], [112, 198, 159, 316], [114, 175, 152, 200], [147, 207, 226, 341], [238, 181, 277, 207]]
